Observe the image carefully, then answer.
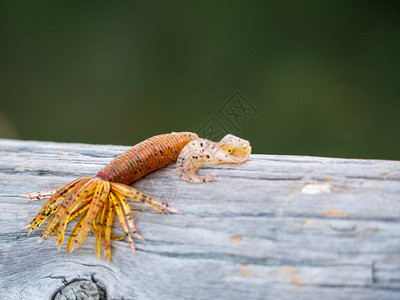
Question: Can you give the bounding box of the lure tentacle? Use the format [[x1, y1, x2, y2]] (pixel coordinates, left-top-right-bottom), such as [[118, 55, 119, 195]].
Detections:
[[55, 179, 96, 248], [111, 182, 179, 214], [103, 198, 114, 260], [41, 177, 92, 242], [24, 188, 59, 201], [114, 191, 145, 241], [110, 192, 137, 254], [70, 179, 109, 251], [26, 177, 90, 234]]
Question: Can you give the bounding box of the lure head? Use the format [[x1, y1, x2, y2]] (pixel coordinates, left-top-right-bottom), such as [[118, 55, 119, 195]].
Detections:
[[217, 134, 251, 163]]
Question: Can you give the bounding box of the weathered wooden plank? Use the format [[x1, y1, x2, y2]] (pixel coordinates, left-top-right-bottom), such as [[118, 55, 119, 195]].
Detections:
[[0, 138, 399, 299]]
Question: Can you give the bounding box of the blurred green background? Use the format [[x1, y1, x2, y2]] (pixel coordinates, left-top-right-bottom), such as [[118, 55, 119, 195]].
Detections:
[[1, 1, 399, 159]]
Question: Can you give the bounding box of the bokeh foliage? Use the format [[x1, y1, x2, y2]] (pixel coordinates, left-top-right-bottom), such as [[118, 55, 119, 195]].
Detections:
[[1, 1, 399, 159]]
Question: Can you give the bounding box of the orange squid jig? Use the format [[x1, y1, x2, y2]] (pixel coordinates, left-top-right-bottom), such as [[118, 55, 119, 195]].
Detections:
[[25, 132, 251, 260]]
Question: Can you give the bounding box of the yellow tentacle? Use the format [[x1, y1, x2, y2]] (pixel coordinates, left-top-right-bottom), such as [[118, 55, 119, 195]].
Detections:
[[95, 196, 108, 259], [41, 177, 91, 242], [104, 197, 114, 261], [26, 177, 87, 233], [111, 182, 177, 214], [110, 192, 136, 254], [55, 179, 96, 248], [67, 213, 87, 254], [70, 179, 110, 252], [114, 191, 145, 241]]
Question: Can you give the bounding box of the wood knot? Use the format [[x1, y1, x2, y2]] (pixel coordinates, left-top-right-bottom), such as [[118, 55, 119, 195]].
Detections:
[[53, 279, 106, 300]]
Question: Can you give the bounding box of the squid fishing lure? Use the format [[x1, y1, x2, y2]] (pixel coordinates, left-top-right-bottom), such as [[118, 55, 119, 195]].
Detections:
[[25, 132, 251, 260]]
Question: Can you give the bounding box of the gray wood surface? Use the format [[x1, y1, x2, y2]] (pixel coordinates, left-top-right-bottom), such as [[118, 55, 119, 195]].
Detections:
[[0, 138, 399, 300]]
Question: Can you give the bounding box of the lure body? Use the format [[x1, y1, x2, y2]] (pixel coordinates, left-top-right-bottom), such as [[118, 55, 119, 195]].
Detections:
[[96, 132, 198, 184], [25, 132, 251, 260]]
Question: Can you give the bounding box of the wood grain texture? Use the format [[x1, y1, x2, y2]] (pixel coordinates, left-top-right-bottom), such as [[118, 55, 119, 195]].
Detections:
[[0, 138, 399, 300]]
